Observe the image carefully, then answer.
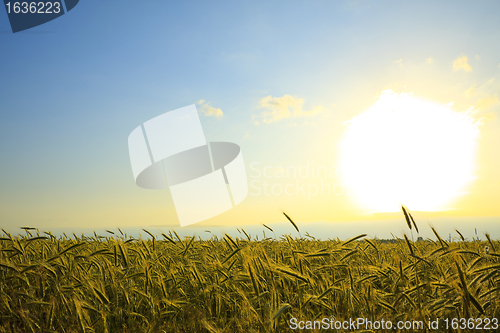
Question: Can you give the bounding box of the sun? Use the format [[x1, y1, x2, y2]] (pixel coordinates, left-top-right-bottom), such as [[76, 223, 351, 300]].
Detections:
[[339, 90, 480, 213]]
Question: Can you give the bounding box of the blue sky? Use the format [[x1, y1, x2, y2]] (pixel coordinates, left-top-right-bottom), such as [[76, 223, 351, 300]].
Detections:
[[1, 1, 500, 238]]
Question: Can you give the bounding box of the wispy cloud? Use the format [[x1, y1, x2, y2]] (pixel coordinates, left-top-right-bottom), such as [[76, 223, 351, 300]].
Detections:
[[473, 95, 499, 111], [255, 95, 324, 124], [426, 58, 434, 64], [465, 84, 476, 97], [484, 78, 495, 86], [196, 100, 223, 118], [251, 114, 259, 125], [464, 79, 499, 111], [453, 55, 472, 71]]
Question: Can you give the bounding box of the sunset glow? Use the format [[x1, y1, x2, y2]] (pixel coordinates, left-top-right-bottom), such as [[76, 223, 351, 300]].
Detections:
[[339, 90, 481, 213]]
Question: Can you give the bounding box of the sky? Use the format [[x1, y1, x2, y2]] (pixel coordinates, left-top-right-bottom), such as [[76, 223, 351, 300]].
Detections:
[[1, 0, 500, 239]]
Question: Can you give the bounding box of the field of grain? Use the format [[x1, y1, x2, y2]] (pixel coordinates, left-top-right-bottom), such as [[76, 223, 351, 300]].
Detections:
[[1, 213, 499, 332]]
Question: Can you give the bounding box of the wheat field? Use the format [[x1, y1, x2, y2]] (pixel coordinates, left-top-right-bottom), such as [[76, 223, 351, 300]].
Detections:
[[1, 213, 499, 332]]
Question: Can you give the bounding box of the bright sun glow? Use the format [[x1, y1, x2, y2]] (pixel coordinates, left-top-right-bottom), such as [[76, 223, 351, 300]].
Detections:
[[339, 90, 480, 213]]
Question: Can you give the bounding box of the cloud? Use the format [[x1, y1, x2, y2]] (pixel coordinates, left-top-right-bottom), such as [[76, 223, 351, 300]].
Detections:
[[453, 55, 472, 71], [251, 114, 259, 125], [426, 58, 434, 64], [484, 78, 495, 86], [256, 95, 324, 124], [393, 58, 404, 68], [465, 84, 476, 97], [196, 100, 223, 118], [473, 95, 499, 111], [464, 79, 499, 111]]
